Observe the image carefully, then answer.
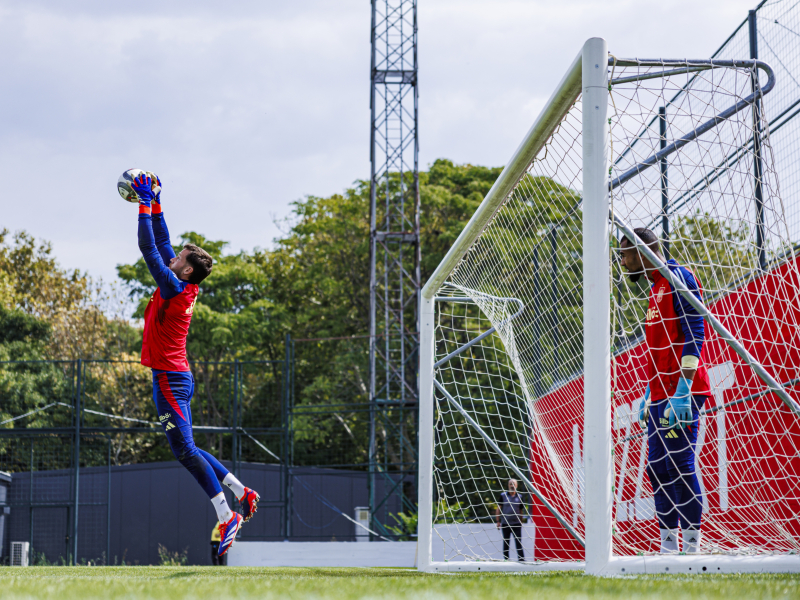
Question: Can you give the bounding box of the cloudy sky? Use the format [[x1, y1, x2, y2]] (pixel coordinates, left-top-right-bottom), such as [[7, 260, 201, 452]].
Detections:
[[0, 0, 758, 283]]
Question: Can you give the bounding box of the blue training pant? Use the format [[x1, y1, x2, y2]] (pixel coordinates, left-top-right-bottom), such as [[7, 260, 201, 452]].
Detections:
[[152, 370, 230, 499], [646, 394, 707, 530]]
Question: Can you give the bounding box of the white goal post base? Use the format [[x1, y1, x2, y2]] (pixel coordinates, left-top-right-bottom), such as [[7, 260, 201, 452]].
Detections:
[[597, 555, 800, 575], [422, 556, 800, 574], [422, 561, 584, 573], [422, 556, 800, 575]]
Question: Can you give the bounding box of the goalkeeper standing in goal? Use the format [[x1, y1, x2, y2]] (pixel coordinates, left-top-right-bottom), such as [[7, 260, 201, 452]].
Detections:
[[619, 227, 710, 554], [131, 173, 260, 557]]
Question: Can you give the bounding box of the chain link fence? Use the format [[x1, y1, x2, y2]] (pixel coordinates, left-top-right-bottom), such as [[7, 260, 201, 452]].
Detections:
[[0, 337, 404, 565]]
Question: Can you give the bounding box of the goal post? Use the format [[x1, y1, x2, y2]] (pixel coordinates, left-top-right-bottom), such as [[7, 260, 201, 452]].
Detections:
[[581, 36, 613, 574], [418, 37, 800, 574]]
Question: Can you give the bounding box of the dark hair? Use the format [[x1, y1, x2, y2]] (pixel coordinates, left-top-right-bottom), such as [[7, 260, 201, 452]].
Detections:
[[183, 244, 213, 284], [620, 227, 661, 254]]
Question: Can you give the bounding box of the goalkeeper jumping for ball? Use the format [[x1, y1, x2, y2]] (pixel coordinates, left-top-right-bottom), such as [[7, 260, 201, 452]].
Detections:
[[131, 173, 260, 557], [619, 227, 710, 555]]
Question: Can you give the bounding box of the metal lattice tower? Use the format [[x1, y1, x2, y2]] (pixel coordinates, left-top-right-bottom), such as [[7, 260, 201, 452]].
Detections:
[[368, 0, 420, 537]]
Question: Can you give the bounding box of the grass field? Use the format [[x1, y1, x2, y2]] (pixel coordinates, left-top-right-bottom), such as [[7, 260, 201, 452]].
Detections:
[[0, 567, 797, 599]]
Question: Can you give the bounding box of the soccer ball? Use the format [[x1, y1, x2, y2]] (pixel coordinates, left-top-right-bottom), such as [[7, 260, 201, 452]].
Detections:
[[117, 169, 160, 203]]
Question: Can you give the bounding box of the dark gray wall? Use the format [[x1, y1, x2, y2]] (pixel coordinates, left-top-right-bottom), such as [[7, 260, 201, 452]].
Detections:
[[4, 461, 401, 565], [0, 471, 10, 561]]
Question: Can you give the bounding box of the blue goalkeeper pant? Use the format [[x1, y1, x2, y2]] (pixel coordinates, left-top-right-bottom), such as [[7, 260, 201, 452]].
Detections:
[[152, 370, 230, 499], [646, 394, 707, 530]]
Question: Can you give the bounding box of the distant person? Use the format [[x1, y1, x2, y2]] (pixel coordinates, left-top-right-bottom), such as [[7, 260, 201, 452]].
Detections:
[[211, 523, 226, 566], [495, 479, 527, 561], [131, 172, 260, 558]]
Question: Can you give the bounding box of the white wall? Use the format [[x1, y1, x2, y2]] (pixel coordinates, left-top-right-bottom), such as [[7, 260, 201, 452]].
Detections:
[[431, 523, 534, 562], [227, 541, 418, 567], [228, 523, 535, 567]]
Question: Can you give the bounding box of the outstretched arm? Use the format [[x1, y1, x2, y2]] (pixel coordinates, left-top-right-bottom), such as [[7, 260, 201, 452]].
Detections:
[[133, 174, 184, 300], [670, 265, 705, 379], [150, 174, 176, 265]]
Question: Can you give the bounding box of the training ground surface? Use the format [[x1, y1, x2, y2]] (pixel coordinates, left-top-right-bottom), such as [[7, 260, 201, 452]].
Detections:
[[0, 567, 798, 599]]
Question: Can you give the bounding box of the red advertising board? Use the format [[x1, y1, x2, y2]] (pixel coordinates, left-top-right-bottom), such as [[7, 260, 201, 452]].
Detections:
[[527, 256, 800, 560]]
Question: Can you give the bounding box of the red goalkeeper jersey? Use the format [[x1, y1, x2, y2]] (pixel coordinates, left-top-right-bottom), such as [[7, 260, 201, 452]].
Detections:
[[141, 284, 198, 371], [646, 262, 711, 402]]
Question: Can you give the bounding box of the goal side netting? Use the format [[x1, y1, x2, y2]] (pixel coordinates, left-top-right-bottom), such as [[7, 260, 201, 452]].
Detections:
[[418, 40, 800, 572]]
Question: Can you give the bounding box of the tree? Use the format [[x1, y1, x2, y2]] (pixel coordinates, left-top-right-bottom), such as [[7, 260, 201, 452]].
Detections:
[[0, 229, 149, 468], [0, 229, 135, 360], [0, 305, 75, 468]]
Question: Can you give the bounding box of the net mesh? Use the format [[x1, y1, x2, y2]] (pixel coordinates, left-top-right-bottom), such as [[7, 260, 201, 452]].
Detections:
[[430, 57, 800, 563]]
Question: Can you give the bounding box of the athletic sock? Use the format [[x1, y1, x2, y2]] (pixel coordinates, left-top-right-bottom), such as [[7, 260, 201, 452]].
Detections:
[[660, 528, 680, 553], [211, 492, 234, 524], [682, 529, 701, 553], [223, 473, 246, 500]]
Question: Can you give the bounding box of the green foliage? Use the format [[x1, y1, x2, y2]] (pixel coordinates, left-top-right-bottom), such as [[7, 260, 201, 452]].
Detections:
[[157, 544, 189, 566], [0, 229, 137, 360], [433, 499, 471, 524], [0, 230, 143, 469], [669, 211, 756, 293], [385, 510, 417, 541], [0, 304, 51, 347], [0, 305, 75, 442]]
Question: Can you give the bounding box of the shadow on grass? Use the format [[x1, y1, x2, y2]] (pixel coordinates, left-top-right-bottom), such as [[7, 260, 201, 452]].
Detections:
[[164, 571, 204, 578]]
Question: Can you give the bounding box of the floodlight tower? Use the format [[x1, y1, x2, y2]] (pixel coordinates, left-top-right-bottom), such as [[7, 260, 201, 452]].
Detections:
[[368, 0, 420, 537]]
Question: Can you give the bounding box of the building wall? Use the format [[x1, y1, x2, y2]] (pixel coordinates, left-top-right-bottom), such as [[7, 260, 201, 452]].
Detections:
[[4, 460, 401, 565]]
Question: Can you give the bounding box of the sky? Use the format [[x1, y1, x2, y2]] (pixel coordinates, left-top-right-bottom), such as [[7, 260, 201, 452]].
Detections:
[[0, 0, 759, 283]]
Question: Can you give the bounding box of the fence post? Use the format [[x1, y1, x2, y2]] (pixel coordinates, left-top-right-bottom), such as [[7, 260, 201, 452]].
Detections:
[[72, 358, 82, 566], [659, 105, 670, 259], [283, 333, 292, 540], [233, 359, 239, 479], [550, 226, 559, 384], [749, 9, 766, 272], [28, 438, 34, 565], [107, 438, 111, 564]]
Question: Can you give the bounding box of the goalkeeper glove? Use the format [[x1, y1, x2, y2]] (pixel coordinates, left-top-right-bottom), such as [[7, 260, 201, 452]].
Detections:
[[132, 173, 154, 215], [666, 377, 693, 429], [148, 172, 162, 213], [638, 385, 651, 430]]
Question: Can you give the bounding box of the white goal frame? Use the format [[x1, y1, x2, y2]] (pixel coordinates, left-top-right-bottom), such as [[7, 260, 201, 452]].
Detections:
[[417, 37, 800, 575]]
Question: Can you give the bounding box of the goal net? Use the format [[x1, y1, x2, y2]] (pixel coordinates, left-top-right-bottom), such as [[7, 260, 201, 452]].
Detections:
[[418, 39, 800, 573]]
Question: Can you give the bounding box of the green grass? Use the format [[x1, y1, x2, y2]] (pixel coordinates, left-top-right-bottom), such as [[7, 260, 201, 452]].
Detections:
[[0, 566, 797, 599]]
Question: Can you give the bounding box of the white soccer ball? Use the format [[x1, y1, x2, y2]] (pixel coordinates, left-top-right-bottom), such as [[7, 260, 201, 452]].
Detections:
[[117, 168, 160, 203]]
